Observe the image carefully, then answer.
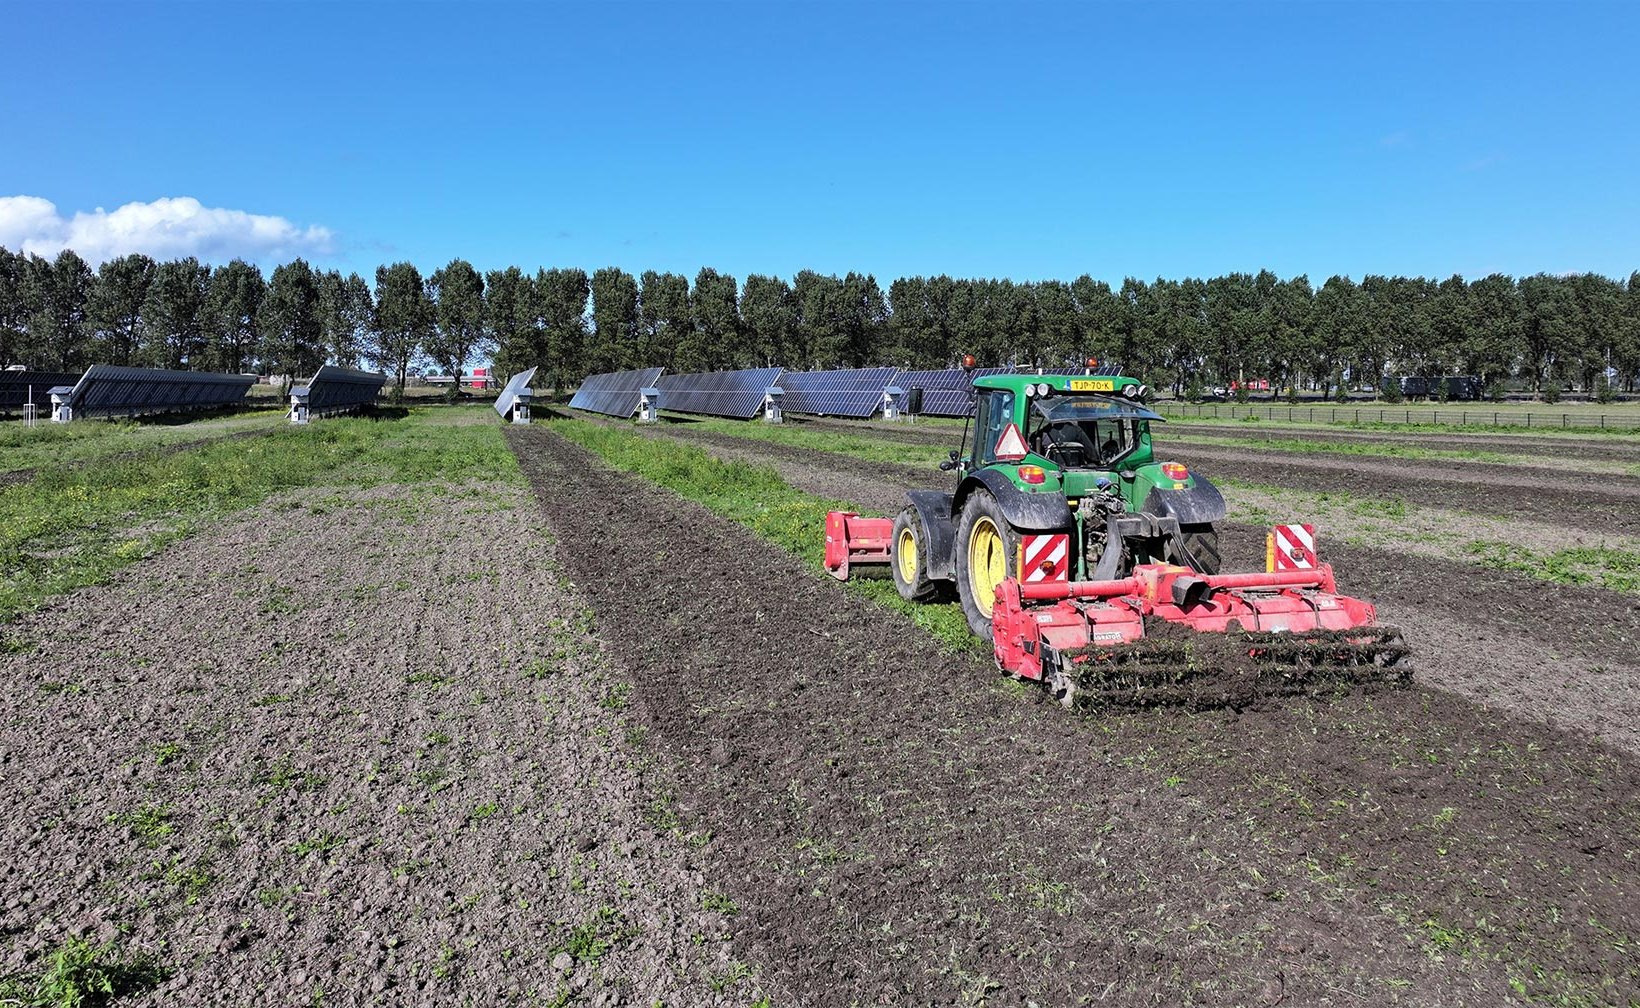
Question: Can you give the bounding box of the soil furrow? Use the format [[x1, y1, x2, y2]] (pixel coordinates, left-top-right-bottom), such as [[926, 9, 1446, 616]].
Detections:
[[512, 424, 1640, 1006]]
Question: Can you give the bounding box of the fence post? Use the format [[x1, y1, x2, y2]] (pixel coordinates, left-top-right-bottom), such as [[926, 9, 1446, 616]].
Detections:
[[1433, 410, 1439, 425], [1563, 414, 1569, 429]]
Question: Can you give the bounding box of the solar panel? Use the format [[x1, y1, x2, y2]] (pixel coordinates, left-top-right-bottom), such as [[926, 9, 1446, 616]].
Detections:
[[56, 365, 256, 419], [302, 366, 386, 416], [569, 367, 666, 418], [893, 367, 1012, 417], [654, 367, 784, 420], [778, 367, 900, 418], [0, 370, 80, 413], [494, 367, 539, 419]]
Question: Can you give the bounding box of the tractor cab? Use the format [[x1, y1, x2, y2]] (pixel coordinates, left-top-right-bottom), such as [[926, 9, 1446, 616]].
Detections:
[[960, 373, 1174, 515]]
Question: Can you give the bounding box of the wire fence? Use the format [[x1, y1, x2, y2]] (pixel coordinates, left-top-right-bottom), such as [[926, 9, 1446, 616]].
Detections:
[[1159, 402, 1640, 431]]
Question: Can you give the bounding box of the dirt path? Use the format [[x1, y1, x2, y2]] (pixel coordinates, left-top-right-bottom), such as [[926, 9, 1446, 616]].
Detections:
[[0, 480, 753, 1006], [512, 424, 1640, 1007], [643, 422, 1640, 758]]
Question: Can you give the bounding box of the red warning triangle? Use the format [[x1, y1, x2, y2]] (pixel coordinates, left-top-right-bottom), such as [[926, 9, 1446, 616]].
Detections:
[[994, 423, 1029, 461]]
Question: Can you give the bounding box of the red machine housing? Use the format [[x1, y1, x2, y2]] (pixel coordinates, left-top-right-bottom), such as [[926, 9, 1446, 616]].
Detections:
[[992, 563, 1377, 681], [824, 512, 893, 581]]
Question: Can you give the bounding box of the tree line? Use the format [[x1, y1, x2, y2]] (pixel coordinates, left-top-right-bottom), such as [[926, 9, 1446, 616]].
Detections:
[[3, 245, 1637, 400]]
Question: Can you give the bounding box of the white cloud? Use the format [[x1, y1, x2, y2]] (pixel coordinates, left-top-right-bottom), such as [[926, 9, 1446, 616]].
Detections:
[[0, 195, 335, 266]]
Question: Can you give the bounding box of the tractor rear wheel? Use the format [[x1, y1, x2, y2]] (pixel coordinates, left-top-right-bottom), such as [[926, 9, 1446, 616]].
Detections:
[[955, 490, 1020, 642], [890, 507, 939, 602], [1181, 523, 1221, 574]]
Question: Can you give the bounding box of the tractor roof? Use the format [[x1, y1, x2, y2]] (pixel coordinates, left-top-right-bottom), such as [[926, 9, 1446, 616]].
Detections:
[[972, 372, 1140, 392]]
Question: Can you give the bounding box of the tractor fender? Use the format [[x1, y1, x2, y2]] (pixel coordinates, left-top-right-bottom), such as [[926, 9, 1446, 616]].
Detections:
[[905, 489, 959, 581], [1142, 474, 1228, 526], [954, 469, 1073, 532]]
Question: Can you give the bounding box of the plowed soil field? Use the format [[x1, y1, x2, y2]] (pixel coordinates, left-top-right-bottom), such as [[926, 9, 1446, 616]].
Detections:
[[506, 423, 1640, 1007]]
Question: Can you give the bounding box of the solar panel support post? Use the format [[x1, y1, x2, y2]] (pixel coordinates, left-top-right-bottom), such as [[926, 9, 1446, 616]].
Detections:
[[289, 387, 311, 425], [50, 388, 72, 423], [881, 385, 905, 422], [763, 387, 784, 424], [637, 387, 660, 423], [510, 390, 533, 425]]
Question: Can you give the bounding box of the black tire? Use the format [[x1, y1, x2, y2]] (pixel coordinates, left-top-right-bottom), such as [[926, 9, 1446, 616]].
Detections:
[[890, 507, 939, 602], [954, 491, 1020, 642], [1180, 523, 1221, 574]]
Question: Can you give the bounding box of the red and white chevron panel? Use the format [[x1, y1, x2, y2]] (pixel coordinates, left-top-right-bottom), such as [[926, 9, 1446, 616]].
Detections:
[[1269, 523, 1317, 571], [1022, 533, 1070, 582]]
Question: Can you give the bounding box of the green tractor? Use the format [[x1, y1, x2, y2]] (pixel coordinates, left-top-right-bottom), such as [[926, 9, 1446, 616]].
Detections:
[[828, 372, 1225, 640], [824, 369, 1404, 704]]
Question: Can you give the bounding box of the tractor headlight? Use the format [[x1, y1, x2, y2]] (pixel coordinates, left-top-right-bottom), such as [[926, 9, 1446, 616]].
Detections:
[[1121, 385, 1137, 398], [1035, 382, 1051, 397], [1023, 384, 1036, 398]]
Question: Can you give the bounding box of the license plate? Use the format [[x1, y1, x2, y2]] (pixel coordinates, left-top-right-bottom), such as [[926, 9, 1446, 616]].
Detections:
[[1069, 378, 1115, 392]]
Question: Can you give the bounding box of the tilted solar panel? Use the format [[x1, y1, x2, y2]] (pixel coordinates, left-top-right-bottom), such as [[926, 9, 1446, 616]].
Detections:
[[569, 367, 666, 418], [494, 367, 539, 418], [654, 367, 784, 420], [303, 366, 387, 416], [0, 370, 81, 412], [62, 365, 257, 418], [778, 367, 900, 418], [892, 367, 1012, 417]]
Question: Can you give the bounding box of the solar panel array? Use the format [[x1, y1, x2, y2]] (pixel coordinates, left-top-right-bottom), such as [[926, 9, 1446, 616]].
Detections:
[[0, 370, 80, 413], [567, 363, 1128, 421], [653, 367, 783, 420], [892, 367, 1013, 417], [494, 367, 539, 419], [568, 367, 666, 418], [57, 365, 257, 419], [778, 367, 901, 418], [302, 366, 387, 416]]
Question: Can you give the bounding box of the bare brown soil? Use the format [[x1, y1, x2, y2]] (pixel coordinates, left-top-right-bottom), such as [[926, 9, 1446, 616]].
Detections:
[[510, 425, 1640, 1007], [1163, 444, 1640, 535], [0, 481, 754, 1006]]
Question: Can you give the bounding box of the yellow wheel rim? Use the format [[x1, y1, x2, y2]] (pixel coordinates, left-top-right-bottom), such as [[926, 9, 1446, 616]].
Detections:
[[968, 516, 1007, 617], [896, 527, 919, 584]]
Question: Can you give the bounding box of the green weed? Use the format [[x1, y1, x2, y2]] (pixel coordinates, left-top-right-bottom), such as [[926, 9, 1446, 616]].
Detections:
[[0, 936, 169, 1008]]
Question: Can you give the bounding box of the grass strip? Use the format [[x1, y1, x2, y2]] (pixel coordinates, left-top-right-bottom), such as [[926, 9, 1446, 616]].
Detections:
[[0, 408, 517, 623], [0, 408, 288, 474], [1464, 540, 1640, 594], [550, 417, 981, 654]]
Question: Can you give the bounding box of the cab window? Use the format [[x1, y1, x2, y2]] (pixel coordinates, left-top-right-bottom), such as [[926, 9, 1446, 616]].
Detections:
[[974, 390, 1015, 464]]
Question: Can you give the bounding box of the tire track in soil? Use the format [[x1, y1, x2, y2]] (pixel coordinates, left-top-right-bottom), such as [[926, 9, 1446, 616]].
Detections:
[[647, 423, 1640, 756], [511, 425, 1640, 1007]]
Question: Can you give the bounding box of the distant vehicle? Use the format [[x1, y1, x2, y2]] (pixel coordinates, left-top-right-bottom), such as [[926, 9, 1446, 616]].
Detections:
[[1229, 378, 1271, 393]]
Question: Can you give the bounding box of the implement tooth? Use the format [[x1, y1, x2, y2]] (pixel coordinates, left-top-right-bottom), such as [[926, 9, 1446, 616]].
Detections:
[[1062, 627, 1414, 711]]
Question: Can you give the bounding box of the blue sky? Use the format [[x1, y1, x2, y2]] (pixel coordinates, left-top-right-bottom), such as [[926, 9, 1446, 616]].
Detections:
[[2, 1, 1637, 283]]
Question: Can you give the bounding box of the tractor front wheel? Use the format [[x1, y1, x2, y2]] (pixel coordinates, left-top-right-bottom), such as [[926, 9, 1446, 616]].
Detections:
[[890, 507, 939, 602], [955, 491, 1020, 642], [1181, 523, 1221, 574]]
